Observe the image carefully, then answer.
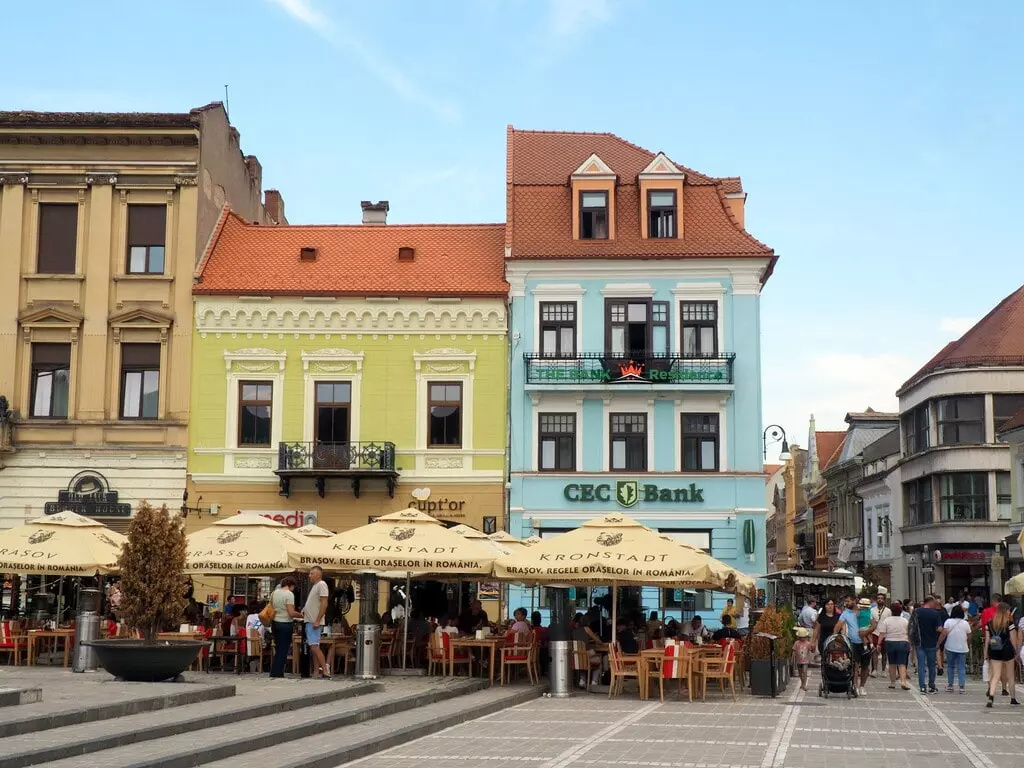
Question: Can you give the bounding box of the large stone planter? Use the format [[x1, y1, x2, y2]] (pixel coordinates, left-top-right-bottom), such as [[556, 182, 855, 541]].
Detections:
[[83, 639, 208, 682], [750, 658, 788, 697]]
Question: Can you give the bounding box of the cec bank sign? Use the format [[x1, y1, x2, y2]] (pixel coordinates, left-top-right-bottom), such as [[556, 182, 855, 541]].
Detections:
[[563, 480, 704, 508], [240, 510, 318, 528]]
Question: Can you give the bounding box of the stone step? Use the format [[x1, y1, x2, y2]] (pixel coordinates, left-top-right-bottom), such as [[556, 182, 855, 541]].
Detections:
[[0, 686, 42, 708], [41, 678, 489, 768], [204, 683, 546, 768], [0, 680, 378, 768], [0, 681, 236, 739]]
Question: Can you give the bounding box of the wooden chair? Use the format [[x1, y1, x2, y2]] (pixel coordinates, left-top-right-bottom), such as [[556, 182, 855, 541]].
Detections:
[[644, 641, 691, 702], [571, 640, 600, 691], [440, 632, 473, 677], [245, 628, 268, 674], [0, 621, 27, 666], [608, 643, 643, 698], [379, 632, 394, 669], [697, 640, 738, 701], [427, 632, 448, 676], [500, 632, 535, 685]]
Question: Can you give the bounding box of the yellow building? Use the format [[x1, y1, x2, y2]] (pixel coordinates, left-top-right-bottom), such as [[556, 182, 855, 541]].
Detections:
[[0, 104, 280, 531], [186, 203, 508, 605]]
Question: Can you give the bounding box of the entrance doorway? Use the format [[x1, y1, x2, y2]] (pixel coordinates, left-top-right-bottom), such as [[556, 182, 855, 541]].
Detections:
[[944, 564, 991, 602], [313, 382, 350, 468]]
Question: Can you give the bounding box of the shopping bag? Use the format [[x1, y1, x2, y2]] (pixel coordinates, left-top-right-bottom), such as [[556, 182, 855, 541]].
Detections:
[[982, 660, 990, 682]]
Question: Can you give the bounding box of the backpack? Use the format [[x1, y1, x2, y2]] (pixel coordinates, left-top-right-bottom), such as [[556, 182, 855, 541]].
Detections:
[[908, 610, 921, 647], [988, 623, 1006, 653]]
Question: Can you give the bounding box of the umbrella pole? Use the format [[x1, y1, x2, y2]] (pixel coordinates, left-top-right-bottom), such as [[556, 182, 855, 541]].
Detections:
[[401, 572, 411, 670], [611, 582, 617, 647]]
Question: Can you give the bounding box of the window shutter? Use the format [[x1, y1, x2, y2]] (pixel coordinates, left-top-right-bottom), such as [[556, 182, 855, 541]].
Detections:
[[121, 343, 161, 367], [32, 343, 71, 367], [128, 205, 167, 246], [37, 204, 78, 274]]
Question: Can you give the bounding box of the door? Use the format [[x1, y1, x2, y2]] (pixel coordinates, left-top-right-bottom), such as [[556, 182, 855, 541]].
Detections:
[[314, 382, 351, 469]]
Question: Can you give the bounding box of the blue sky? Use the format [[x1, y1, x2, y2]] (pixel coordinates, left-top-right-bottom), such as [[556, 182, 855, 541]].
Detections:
[[4, 1, 1022, 450]]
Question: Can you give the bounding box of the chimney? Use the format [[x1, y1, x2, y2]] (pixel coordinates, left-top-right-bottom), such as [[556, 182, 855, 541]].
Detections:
[[264, 190, 287, 225], [724, 192, 746, 228], [361, 200, 389, 225]]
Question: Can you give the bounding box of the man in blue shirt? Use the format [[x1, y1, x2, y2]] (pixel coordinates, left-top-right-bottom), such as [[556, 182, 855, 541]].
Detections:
[[836, 595, 874, 697], [912, 596, 942, 694]]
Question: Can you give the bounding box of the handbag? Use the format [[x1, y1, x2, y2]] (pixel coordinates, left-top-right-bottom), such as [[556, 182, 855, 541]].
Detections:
[[259, 596, 276, 627]]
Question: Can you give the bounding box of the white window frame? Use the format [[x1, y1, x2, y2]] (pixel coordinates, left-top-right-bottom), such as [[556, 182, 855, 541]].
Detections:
[[602, 396, 655, 472], [532, 396, 584, 472], [414, 348, 476, 451], [224, 349, 286, 451], [671, 282, 726, 357], [673, 396, 727, 473], [300, 349, 364, 444], [531, 284, 585, 355]]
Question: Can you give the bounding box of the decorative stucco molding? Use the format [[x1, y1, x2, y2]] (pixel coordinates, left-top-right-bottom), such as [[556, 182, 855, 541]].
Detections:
[[413, 348, 477, 373], [85, 173, 118, 186], [223, 347, 287, 373], [300, 348, 364, 374]]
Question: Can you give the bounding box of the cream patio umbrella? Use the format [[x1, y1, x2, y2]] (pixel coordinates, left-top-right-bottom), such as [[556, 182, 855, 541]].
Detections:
[[295, 523, 335, 538], [493, 513, 735, 631], [656, 535, 756, 598], [184, 513, 326, 575], [0, 510, 125, 575], [1005, 572, 1024, 596]]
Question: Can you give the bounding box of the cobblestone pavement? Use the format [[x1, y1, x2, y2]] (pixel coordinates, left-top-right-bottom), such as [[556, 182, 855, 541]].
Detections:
[[346, 673, 1024, 768]]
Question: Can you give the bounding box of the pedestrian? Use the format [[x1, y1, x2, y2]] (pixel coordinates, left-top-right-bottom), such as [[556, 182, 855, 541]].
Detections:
[[736, 600, 750, 638], [793, 627, 813, 691], [979, 593, 1010, 697], [269, 576, 303, 678], [720, 598, 737, 625], [912, 595, 942, 694], [984, 602, 1019, 708], [871, 593, 892, 677], [812, 598, 840, 657], [876, 601, 911, 690], [836, 594, 874, 697], [939, 604, 970, 694], [303, 566, 331, 679], [798, 598, 817, 631]]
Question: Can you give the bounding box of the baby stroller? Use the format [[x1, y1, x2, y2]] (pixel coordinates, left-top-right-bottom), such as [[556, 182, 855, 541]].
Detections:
[[818, 633, 855, 699]]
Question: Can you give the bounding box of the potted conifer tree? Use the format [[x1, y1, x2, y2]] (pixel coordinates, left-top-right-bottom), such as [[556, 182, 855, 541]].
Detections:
[[85, 502, 208, 681]]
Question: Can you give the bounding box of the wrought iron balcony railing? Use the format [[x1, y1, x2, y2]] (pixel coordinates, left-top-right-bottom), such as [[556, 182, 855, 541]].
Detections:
[[523, 352, 735, 386], [277, 441, 397, 473]]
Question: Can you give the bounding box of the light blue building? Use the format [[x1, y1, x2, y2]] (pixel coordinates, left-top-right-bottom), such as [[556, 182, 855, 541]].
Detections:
[[503, 127, 776, 627]]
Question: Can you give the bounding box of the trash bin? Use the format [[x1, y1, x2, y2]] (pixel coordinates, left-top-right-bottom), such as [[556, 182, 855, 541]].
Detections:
[[354, 624, 380, 679], [73, 588, 102, 673]]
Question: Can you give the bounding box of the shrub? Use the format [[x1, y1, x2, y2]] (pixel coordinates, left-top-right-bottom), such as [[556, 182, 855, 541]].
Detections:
[[117, 502, 188, 644], [749, 606, 788, 661]]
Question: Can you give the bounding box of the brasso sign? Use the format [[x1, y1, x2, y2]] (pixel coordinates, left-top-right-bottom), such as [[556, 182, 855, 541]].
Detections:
[[239, 510, 318, 529]]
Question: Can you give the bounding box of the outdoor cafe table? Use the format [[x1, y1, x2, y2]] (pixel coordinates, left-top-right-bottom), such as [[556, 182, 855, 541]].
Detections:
[[158, 632, 207, 671], [27, 628, 75, 667], [450, 635, 505, 686], [291, 633, 353, 675], [640, 645, 722, 702]]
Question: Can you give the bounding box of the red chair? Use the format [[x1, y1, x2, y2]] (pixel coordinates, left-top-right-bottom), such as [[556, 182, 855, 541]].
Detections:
[[440, 632, 473, 676], [0, 621, 27, 666], [500, 632, 535, 685]]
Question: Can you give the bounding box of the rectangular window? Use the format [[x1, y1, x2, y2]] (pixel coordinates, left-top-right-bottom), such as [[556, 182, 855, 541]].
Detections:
[[936, 396, 984, 445], [428, 382, 462, 448], [610, 413, 647, 471], [120, 344, 160, 419], [30, 343, 71, 418], [902, 403, 929, 455], [996, 471, 1011, 520], [579, 191, 608, 240], [606, 300, 651, 357], [538, 413, 575, 471], [681, 301, 718, 357], [648, 190, 676, 238], [539, 302, 576, 358], [126, 205, 167, 274], [37, 203, 78, 274], [904, 477, 933, 526], [994, 394, 1024, 428], [315, 382, 351, 443], [939, 472, 988, 521], [239, 381, 273, 447], [652, 301, 669, 356], [681, 413, 719, 471]]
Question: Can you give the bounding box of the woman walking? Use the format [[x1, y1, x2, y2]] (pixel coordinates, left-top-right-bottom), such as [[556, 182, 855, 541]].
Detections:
[[984, 602, 1019, 708], [812, 598, 841, 658], [876, 601, 911, 690], [269, 577, 303, 678], [939, 604, 971, 694]]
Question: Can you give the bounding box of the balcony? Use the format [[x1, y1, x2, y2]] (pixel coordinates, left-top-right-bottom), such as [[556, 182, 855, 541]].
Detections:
[[524, 352, 735, 388], [275, 441, 398, 499]]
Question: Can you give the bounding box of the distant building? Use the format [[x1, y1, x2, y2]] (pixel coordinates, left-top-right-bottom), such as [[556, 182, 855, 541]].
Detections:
[[856, 428, 903, 597]]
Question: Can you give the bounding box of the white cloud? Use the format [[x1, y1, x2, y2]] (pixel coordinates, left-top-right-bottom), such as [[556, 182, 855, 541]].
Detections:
[[266, 0, 460, 123], [547, 0, 614, 39], [939, 317, 977, 336]]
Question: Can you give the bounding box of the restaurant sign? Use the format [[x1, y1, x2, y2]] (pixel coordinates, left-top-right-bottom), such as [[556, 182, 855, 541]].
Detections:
[[563, 480, 704, 507], [44, 471, 132, 517], [243, 510, 318, 529], [531, 359, 727, 384]]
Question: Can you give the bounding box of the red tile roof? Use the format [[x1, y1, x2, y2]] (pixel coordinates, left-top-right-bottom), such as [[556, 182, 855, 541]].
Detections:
[[998, 407, 1024, 435], [506, 127, 774, 270], [899, 284, 1024, 393], [194, 208, 507, 297], [815, 431, 846, 471]]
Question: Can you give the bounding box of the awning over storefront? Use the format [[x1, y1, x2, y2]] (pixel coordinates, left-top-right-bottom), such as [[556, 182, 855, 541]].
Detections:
[[762, 569, 856, 587]]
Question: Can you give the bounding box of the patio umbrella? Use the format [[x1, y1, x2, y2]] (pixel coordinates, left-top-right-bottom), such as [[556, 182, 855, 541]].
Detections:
[[184, 514, 321, 575], [1005, 572, 1024, 596], [656, 535, 756, 598], [295, 524, 335, 538], [0, 510, 125, 575]]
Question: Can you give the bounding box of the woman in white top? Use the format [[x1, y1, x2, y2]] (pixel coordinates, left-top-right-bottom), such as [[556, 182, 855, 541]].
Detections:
[[939, 604, 971, 693], [875, 601, 911, 690]]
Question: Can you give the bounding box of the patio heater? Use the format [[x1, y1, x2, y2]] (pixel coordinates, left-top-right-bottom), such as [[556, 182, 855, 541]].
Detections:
[[547, 587, 572, 698], [72, 585, 101, 673], [354, 573, 380, 679]]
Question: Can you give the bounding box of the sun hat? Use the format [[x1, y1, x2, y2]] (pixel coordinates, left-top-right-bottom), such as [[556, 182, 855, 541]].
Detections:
[[858, 597, 871, 608], [795, 627, 810, 638]]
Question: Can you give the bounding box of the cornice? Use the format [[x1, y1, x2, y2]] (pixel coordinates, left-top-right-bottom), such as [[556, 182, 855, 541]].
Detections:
[[0, 133, 197, 147], [195, 297, 507, 335]]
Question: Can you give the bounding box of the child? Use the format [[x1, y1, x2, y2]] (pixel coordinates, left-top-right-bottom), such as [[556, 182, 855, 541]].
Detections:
[[857, 597, 875, 658], [793, 627, 813, 691]]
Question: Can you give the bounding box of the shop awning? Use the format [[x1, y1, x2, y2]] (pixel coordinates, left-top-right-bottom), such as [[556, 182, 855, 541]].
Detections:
[[762, 569, 856, 587]]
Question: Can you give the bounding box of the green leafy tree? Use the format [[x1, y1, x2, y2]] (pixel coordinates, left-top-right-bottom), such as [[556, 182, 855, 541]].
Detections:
[[116, 502, 187, 644]]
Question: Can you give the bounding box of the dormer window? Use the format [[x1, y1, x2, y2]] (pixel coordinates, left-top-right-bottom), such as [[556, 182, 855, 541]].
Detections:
[[648, 190, 676, 238], [580, 191, 608, 240]]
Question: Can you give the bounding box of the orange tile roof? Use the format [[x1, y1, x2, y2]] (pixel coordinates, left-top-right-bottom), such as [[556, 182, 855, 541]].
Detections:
[[194, 208, 507, 297], [899, 284, 1024, 393], [815, 431, 846, 471], [506, 127, 774, 269], [998, 406, 1024, 434]]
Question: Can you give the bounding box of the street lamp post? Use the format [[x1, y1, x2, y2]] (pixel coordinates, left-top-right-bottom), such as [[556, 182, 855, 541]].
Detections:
[[763, 425, 791, 461]]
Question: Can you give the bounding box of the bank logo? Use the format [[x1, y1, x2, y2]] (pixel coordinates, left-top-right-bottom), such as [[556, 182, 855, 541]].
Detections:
[[216, 530, 243, 544], [596, 531, 623, 547], [389, 527, 415, 542], [28, 530, 55, 545], [615, 481, 639, 508]]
